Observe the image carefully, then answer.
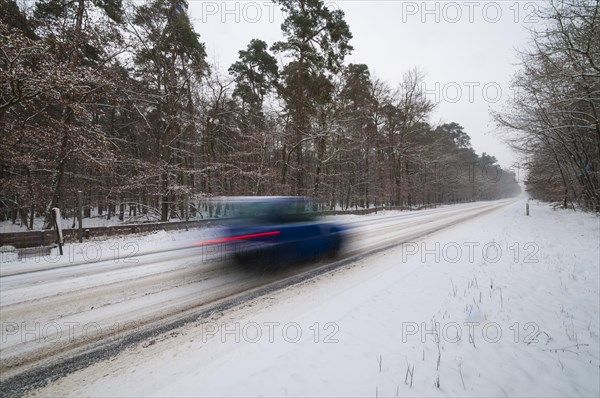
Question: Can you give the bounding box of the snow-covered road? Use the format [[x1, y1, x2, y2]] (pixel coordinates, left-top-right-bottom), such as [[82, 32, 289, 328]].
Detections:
[[1, 200, 510, 383], [3, 198, 599, 397]]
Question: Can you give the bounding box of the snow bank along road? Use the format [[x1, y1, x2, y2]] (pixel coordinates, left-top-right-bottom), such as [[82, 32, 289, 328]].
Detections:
[[0, 199, 514, 396]]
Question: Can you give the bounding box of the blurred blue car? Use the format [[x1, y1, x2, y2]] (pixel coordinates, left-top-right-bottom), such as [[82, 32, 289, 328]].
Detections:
[[214, 197, 345, 266]]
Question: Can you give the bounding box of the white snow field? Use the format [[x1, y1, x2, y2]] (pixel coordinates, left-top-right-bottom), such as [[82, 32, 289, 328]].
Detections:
[[3, 198, 598, 397]]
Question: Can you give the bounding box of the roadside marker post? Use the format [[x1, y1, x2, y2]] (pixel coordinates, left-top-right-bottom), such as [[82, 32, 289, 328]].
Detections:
[[77, 190, 83, 243], [52, 207, 64, 255]]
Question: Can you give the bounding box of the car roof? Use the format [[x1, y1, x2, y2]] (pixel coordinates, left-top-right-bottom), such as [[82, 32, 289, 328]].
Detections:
[[207, 196, 311, 203]]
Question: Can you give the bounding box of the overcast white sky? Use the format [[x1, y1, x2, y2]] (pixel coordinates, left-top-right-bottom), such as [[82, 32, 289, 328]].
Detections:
[[187, 0, 546, 170]]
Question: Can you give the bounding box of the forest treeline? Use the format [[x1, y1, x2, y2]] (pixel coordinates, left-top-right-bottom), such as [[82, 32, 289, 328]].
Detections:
[[495, 0, 599, 211], [1, 0, 523, 228]]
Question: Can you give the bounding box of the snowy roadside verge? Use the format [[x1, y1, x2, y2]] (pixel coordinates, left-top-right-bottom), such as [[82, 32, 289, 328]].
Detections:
[[28, 199, 600, 397], [0, 228, 222, 275]]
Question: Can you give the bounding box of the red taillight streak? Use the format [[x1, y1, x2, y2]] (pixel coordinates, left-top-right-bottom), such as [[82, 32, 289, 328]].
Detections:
[[195, 230, 280, 245]]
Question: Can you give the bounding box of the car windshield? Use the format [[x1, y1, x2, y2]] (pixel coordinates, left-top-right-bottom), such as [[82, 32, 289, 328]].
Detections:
[[229, 198, 317, 223]]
